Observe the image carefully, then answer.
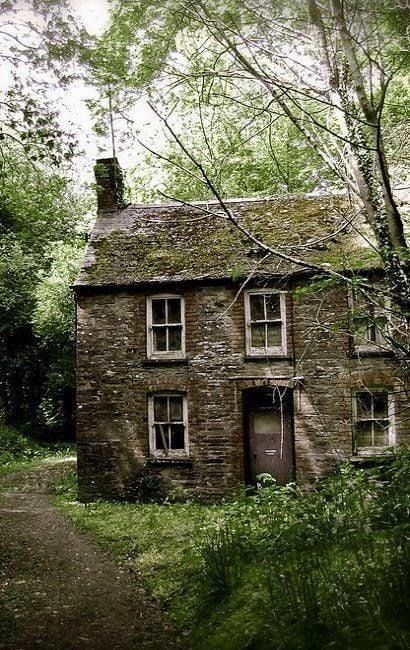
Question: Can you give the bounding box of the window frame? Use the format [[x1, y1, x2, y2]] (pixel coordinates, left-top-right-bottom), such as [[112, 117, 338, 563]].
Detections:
[[244, 289, 287, 357], [352, 389, 395, 455], [146, 294, 185, 359], [148, 392, 189, 457], [349, 289, 390, 352]]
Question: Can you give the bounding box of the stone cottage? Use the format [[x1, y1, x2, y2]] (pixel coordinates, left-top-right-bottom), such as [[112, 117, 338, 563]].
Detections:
[[74, 158, 408, 501]]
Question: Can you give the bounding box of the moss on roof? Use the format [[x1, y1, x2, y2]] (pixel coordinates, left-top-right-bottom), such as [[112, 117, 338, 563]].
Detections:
[[75, 194, 378, 287]]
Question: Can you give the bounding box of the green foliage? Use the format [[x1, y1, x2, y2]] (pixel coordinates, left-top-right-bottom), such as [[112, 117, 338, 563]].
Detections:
[[129, 107, 333, 202], [94, 0, 410, 319], [56, 451, 410, 649], [89, 1, 191, 87], [123, 464, 167, 503], [0, 149, 92, 436], [0, 423, 72, 467], [33, 242, 85, 342], [0, 0, 90, 165], [193, 459, 410, 648], [51, 466, 78, 497], [0, 424, 46, 466], [93, 0, 410, 203]]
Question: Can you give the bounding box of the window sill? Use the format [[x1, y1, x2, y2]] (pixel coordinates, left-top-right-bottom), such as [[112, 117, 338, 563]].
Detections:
[[351, 450, 395, 464], [147, 457, 192, 467], [142, 358, 189, 367], [244, 354, 291, 362], [349, 348, 394, 358]]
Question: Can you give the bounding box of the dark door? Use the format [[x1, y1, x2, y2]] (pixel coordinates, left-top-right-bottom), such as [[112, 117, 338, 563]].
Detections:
[[246, 388, 294, 484]]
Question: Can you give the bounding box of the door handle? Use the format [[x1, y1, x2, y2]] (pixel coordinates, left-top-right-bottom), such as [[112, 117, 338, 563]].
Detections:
[[252, 453, 257, 459]]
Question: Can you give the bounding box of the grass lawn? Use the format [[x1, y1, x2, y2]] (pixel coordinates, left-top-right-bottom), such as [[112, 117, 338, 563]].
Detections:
[[53, 455, 410, 650], [53, 470, 223, 641], [0, 423, 75, 476], [2, 426, 408, 649]]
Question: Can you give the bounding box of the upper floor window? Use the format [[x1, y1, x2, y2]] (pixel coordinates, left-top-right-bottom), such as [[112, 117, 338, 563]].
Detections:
[[353, 390, 395, 454], [148, 393, 188, 456], [244, 290, 287, 356], [147, 295, 185, 358], [350, 289, 388, 350]]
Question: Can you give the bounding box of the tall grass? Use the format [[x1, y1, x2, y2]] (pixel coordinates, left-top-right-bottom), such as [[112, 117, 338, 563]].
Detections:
[[53, 450, 409, 648], [0, 423, 73, 468], [195, 450, 410, 649]]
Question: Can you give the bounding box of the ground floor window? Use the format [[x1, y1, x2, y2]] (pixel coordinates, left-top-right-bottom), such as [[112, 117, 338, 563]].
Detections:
[[148, 393, 188, 456], [353, 390, 394, 454]]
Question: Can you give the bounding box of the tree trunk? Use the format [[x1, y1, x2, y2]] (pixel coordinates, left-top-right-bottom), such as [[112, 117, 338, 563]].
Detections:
[[306, 0, 408, 307]]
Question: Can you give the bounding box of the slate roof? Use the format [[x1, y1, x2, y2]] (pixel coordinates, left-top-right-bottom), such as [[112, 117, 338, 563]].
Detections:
[[75, 194, 376, 288]]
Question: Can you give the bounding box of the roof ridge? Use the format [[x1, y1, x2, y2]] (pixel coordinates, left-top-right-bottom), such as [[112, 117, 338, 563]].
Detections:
[[125, 190, 347, 211]]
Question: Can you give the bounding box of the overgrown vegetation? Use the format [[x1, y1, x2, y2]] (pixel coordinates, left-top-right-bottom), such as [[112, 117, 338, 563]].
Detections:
[[56, 450, 410, 649], [0, 151, 92, 438], [0, 423, 73, 471], [0, 1, 93, 440], [93, 1, 410, 313]]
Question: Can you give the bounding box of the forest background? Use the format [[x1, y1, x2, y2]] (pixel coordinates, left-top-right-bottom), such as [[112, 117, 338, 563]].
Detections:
[[0, 0, 408, 440]]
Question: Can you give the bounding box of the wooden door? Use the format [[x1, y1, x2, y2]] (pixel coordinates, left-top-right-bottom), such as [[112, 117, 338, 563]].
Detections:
[[248, 396, 294, 485]]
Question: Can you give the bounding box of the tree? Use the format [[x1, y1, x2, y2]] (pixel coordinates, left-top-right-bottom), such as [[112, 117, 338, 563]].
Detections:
[[0, 148, 92, 436], [92, 0, 409, 315], [129, 96, 335, 203], [0, 1, 96, 436], [0, 0, 89, 165]]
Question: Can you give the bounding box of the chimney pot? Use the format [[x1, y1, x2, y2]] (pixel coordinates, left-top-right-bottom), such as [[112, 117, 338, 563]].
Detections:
[[94, 157, 124, 211]]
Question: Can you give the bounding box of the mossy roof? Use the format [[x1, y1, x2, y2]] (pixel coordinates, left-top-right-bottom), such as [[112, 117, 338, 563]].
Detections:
[[75, 194, 378, 287]]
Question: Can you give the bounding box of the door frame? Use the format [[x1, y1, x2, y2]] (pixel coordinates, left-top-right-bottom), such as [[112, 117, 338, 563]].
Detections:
[[242, 386, 296, 485]]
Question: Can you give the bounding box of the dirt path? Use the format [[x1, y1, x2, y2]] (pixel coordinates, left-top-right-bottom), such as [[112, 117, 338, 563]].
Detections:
[[0, 460, 177, 650]]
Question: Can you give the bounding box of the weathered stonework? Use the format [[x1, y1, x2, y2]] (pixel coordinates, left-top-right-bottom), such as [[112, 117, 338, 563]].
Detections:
[[75, 165, 408, 501], [75, 282, 408, 501]]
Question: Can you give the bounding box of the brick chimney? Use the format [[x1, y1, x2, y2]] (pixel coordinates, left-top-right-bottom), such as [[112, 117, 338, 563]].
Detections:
[[94, 157, 124, 211]]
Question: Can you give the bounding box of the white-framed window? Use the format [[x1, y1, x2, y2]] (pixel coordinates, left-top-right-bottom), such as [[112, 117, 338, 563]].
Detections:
[[147, 295, 185, 358], [244, 290, 287, 356], [148, 393, 188, 456], [353, 390, 395, 454], [350, 288, 389, 350]]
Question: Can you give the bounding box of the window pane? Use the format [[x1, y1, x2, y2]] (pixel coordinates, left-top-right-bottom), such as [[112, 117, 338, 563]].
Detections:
[[152, 299, 166, 324], [265, 294, 281, 320], [375, 317, 387, 343], [374, 420, 389, 446], [170, 423, 185, 449], [266, 322, 282, 347], [169, 396, 183, 421], [354, 318, 371, 345], [356, 392, 372, 418], [154, 396, 168, 421], [251, 323, 266, 348], [167, 298, 181, 324], [356, 421, 373, 447], [373, 393, 388, 419], [155, 423, 168, 450], [249, 294, 265, 320], [153, 327, 167, 351], [367, 322, 377, 343], [168, 326, 182, 351]]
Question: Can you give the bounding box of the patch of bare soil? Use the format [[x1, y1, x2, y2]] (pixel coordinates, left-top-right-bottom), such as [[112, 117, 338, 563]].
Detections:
[[0, 460, 178, 649]]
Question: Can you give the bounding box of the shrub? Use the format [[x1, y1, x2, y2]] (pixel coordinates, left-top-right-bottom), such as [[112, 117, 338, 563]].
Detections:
[[0, 423, 73, 467], [199, 524, 245, 602], [0, 423, 47, 465], [123, 464, 167, 503], [196, 451, 410, 648]]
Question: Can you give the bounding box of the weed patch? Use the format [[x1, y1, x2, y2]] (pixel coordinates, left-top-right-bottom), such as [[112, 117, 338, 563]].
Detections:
[[0, 424, 74, 470], [55, 449, 410, 649]]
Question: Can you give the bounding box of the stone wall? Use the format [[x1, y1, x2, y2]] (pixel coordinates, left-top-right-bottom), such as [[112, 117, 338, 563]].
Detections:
[[76, 282, 407, 501]]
